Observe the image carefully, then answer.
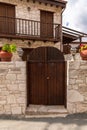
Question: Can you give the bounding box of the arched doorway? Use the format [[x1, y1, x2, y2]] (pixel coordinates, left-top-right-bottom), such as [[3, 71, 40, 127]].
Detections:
[[27, 46, 66, 107]]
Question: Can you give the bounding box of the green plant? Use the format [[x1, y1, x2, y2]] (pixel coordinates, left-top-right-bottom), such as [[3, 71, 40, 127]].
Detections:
[[2, 44, 16, 53], [79, 44, 87, 52]]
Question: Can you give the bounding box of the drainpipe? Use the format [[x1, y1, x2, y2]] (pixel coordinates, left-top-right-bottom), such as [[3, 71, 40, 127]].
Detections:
[[60, 7, 66, 52]]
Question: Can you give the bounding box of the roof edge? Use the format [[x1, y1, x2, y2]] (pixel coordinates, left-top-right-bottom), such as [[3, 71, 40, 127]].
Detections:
[[36, 0, 67, 8]]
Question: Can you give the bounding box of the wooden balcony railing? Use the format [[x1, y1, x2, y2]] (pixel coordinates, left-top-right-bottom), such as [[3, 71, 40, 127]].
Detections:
[[0, 16, 61, 41]]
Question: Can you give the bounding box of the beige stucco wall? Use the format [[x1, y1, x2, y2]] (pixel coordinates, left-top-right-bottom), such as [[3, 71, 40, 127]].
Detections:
[[0, 0, 62, 50]]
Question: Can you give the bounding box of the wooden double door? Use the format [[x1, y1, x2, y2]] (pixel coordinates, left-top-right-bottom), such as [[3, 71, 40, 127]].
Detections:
[[27, 47, 66, 106]]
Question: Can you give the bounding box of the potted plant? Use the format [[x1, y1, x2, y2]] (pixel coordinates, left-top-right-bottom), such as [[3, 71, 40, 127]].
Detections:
[[0, 43, 16, 61], [79, 44, 87, 60]]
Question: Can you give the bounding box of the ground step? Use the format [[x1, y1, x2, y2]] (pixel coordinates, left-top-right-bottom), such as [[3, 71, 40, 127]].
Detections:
[[25, 105, 68, 116]]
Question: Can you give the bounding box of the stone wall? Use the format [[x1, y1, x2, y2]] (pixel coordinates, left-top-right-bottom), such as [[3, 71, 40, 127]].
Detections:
[[67, 61, 87, 113], [1, 61, 87, 115], [0, 62, 26, 115]]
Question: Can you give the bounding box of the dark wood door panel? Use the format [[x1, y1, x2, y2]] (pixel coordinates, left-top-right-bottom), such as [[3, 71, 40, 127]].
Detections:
[[27, 47, 66, 106], [40, 10, 53, 38], [6, 5, 15, 34], [47, 62, 65, 105], [29, 63, 47, 105], [0, 3, 15, 34], [28, 62, 66, 105], [0, 4, 6, 34]]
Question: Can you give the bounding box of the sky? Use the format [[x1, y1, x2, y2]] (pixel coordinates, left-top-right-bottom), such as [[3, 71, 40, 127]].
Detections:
[[63, 0, 87, 34]]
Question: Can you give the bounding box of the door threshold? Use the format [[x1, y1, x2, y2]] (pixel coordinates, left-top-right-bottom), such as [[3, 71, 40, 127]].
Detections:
[[26, 105, 68, 115]]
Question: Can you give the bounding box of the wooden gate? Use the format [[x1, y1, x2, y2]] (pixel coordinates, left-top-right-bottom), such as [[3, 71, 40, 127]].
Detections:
[[27, 47, 66, 106]]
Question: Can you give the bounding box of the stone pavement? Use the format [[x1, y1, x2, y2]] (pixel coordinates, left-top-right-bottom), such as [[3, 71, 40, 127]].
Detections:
[[0, 113, 87, 130]]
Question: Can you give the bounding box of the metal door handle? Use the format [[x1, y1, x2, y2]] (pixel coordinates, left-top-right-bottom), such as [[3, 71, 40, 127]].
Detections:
[[47, 77, 50, 80]]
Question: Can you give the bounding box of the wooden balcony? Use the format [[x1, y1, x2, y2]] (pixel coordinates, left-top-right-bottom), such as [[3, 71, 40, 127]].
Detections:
[[0, 16, 61, 42]]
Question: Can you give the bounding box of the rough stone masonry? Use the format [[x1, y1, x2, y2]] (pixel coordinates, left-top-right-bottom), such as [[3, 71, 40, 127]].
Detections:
[[0, 61, 87, 115], [67, 61, 87, 113], [0, 62, 26, 115]]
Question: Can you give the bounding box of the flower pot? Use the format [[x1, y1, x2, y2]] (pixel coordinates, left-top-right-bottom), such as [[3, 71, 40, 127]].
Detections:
[[0, 51, 12, 61], [80, 50, 87, 60]]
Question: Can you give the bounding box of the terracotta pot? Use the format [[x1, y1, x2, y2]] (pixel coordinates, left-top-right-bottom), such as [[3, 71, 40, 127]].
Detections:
[[80, 50, 87, 60], [0, 51, 12, 61]]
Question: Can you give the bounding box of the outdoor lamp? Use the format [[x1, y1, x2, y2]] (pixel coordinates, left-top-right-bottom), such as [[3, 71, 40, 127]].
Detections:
[[17, 47, 24, 58], [70, 47, 77, 60]]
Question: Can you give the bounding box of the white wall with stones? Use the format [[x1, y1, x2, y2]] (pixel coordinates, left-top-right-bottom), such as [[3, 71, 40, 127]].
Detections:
[[0, 62, 26, 115], [67, 61, 87, 113], [0, 60, 87, 114]]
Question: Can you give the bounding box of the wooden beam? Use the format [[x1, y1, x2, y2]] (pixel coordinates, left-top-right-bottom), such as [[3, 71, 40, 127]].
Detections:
[[33, 0, 35, 3], [35, 0, 66, 8], [68, 42, 87, 45]]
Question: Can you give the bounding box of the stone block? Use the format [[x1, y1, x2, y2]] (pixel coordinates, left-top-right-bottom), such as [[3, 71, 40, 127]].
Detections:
[[67, 103, 76, 113], [76, 103, 87, 113], [4, 105, 11, 111], [76, 79, 83, 84], [78, 84, 87, 92], [12, 107, 22, 114], [16, 97, 25, 104], [0, 100, 6, 105], [69, 79, 76, 85], [7, 95, 16, 104], [15, 62, 26, 67], [6, 74, 16, 80], [20, 68, 26, 74], [69, 70, 79, 78], [72, 85, 78, 90], [22, 107, 26, 114], [67, 90, 84, 102], [17, 74, 26, 80], [69, 61, 80, 69], [9, 68, 21, 74], [0, 85, 6, 88], [19, 84, 26, 91], [1, 91, 9, 96], [7, 84, 19, 91], [1, 80, 11, 84], [80, 65, 87, 69], [85, 77, 87, 83], [0, 69, 8, 75]]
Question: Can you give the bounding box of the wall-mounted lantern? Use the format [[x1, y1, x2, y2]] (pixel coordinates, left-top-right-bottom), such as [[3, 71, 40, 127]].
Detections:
[[17, 47, 24, 58], [70, 47, 77, 60], [27, 7, 31, 11]]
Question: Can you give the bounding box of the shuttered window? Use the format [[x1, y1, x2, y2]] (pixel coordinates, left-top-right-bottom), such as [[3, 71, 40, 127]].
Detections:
[[40, 10, 53, 38], [0, 3, 15, 34]]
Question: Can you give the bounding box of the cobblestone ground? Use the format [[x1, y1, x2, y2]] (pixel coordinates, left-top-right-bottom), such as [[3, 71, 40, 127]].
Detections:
[[0, 113, 87, 130]]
